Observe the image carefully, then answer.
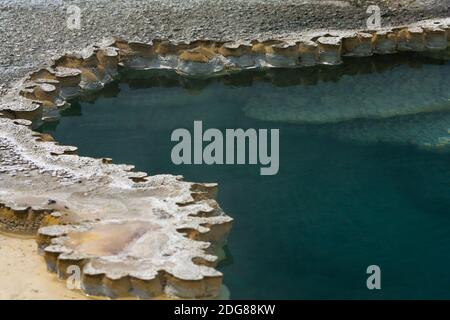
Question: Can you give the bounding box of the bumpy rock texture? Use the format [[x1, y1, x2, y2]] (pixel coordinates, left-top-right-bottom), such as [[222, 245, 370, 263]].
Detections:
[[1, 0, 450, 91], [0, 116, 232, 299], [1, 0, 450, 299]]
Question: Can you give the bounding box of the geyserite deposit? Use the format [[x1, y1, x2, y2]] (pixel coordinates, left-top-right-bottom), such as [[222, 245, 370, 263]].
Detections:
[[1, 17, 450, 299]]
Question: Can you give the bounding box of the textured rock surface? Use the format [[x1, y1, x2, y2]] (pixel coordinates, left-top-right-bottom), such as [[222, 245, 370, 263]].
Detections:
[[1, 0, 450, 91], [0, 117, 232, 298], [1, 0, 450, 299]]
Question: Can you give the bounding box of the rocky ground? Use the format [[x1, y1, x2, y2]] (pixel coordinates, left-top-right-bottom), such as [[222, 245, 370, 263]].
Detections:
[[0, 0, 449, 94], [0, 0, 449, 300]]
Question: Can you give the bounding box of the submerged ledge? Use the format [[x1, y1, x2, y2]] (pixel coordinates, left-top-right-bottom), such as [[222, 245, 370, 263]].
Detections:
[[1, 18, 450, 299]]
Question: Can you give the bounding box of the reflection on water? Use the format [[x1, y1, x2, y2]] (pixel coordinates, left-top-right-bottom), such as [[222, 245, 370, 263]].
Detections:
[[38, 53, 450, 299]]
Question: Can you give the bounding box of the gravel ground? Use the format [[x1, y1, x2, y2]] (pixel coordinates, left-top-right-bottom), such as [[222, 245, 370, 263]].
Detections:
[[1, 0, 449, 93]]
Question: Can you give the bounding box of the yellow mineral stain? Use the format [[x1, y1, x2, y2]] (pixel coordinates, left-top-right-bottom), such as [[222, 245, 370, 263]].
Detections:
[[65, 222, 157, 256]]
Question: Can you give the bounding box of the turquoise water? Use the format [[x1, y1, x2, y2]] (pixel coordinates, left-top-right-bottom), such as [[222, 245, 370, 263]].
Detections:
[[39, 53, 450, 299]]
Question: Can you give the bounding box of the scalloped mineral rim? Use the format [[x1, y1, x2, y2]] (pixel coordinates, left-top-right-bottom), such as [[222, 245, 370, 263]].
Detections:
[[0, 117, 232, 299], [1, 18, 450, 299]]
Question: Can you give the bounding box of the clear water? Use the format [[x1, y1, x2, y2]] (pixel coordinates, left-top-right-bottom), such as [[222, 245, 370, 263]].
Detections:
[[39, 53, 450, 299]]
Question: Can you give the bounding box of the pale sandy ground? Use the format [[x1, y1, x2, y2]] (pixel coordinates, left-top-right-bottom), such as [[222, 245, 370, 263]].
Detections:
[[0, 232, 89, 300], [0, 232, 229, 300]]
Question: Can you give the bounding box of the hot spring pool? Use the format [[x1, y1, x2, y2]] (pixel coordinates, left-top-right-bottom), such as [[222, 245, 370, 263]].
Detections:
[[38, 53, 450, 299]]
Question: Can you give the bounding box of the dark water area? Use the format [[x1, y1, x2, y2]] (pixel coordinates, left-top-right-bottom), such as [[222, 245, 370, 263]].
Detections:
[[39, 53, 450, 299]]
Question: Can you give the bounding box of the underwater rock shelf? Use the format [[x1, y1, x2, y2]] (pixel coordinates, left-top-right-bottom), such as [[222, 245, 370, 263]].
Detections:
[[1, 17, 450, 299]]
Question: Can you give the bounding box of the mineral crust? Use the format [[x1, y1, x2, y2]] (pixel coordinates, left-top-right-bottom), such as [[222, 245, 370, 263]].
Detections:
[[2, 17, 450, 299]]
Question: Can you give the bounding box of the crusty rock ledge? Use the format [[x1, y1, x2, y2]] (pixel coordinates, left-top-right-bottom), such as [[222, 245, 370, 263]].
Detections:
[[0, 116, 232, 299], [2, 18, 450, 121], [1, 17, 450, 299]]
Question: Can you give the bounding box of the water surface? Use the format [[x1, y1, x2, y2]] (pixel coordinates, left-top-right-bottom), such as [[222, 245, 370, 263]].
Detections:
[[39, 53, 450, 299]]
